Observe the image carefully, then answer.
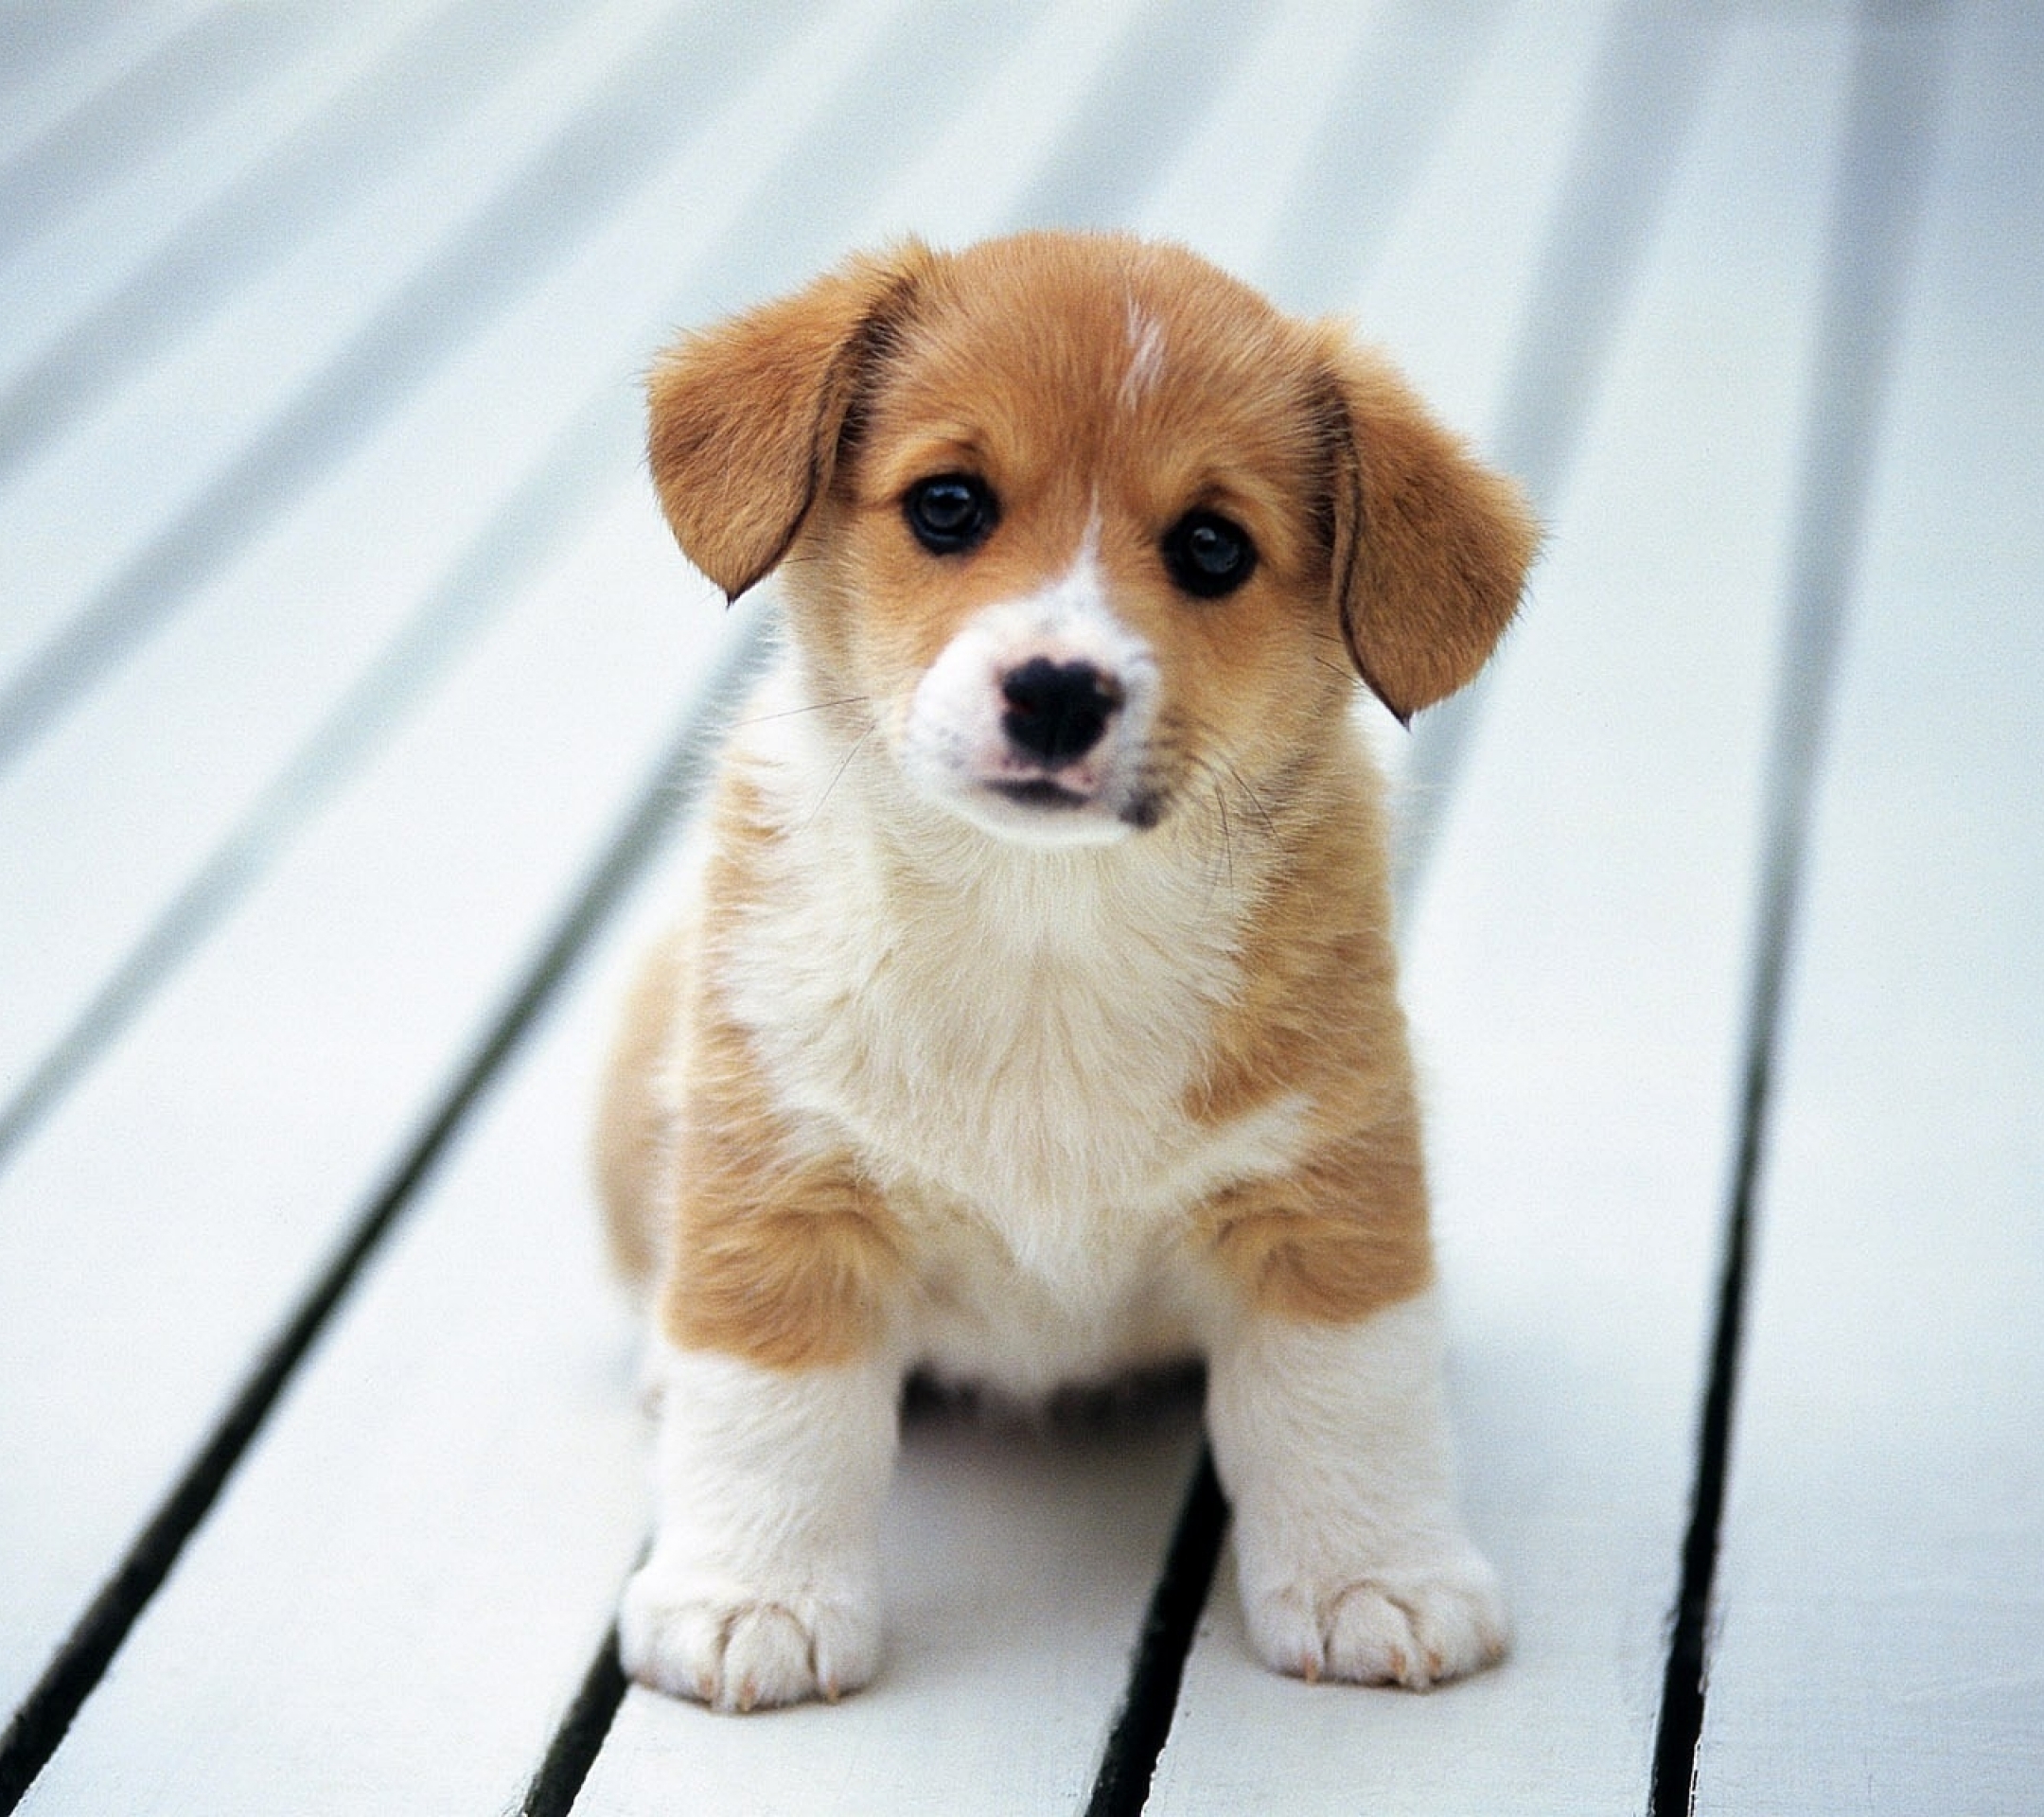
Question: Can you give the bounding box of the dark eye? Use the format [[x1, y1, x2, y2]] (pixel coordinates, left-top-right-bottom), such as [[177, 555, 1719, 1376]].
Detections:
[[905, 473, 997, 554], [1161, 509, 1257, 599]]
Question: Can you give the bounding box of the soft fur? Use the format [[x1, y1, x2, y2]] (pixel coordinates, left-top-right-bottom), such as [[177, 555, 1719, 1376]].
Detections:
[[595, 231, 1536, 1712]]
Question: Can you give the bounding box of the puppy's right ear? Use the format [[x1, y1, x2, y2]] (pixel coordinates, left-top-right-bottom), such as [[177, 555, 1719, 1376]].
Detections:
[[646, 244, 932, 598]]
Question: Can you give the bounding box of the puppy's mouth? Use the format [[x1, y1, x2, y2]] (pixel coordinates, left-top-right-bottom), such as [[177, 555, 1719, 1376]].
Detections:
[[980, 773, 1166, 830], [987, 777, 1093, 812]]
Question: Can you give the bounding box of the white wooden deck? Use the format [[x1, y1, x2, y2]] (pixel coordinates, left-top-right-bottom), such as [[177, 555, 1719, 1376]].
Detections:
[[2, 4, 2038, 1812]]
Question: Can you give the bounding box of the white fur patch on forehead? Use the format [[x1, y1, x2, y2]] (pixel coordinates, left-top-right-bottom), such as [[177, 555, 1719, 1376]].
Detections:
[[978, 532, 1150, 678], [1120, 298, 1167, 413]]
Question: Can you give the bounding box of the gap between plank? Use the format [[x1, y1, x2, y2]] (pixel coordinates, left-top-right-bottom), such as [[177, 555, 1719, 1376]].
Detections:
[[0, 626, 765, 1815], [1648, 11, 1949, 1813], [521, 1629, 631, 1817], [1082, 1455, 1230, 1817]]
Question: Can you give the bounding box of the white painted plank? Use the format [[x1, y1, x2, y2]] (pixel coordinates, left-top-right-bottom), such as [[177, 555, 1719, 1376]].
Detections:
[[853, 0, 1149, 251], [0, 478, 713, 1730], [0, 1, 321, 214], [0, 0, 917, 1138], [1695, 9, 2044, 1812], [0, 0, 617, 480], [1131, 0, 1390, 275], [5, 675, 678, 1817], [0, 2, 436, 378], [1337, 0, 1621, 796], [0, 0, 212, 168], [1151, 10, 1860, 1811], [0, 0, 680, 697], [1348, 0, 1622, 453]]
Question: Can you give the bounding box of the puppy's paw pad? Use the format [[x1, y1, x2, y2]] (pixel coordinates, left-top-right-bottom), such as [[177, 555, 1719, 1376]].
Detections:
[[618, 1569, 879, 1712], [1249, 1559, 1508, 1690]]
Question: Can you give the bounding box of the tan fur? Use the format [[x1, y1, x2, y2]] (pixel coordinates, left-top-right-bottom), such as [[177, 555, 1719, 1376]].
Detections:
[[593, 918, 692, 1287], [603, 231, 1533, 1383], [1184, 753, 1436, 1321], [1320, 336, 1540, 723], [645, 244, 935, 598], [650, 772, 907, 1371]]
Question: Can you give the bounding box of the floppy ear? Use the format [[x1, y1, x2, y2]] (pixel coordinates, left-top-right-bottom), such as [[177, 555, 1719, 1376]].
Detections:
[[1319, 337, 1539, 724], [645, 243, 933, 598]]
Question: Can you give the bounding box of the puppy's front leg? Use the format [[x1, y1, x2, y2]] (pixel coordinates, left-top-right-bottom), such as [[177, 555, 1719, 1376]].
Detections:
[[621, 1340, 898, 1711], [1207, 1290, 1507, 1689]]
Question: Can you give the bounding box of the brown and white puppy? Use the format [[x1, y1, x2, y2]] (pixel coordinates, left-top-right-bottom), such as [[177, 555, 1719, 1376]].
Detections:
[[595, 231, 1536, 1713]]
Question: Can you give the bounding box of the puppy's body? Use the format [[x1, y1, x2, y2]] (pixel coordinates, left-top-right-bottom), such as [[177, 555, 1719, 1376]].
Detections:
[[597, 233, 1536, 1712]]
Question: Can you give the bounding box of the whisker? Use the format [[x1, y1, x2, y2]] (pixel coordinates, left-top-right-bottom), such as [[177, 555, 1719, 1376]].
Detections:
[[1221, 759, 1280, 844], [733, 694, 874, 728], [1212, 778, 1236, 899], [800, 724, 876, 829]]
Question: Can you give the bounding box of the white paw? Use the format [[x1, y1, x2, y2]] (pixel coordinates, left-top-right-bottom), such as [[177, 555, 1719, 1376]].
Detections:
[[619, 1562, 880, 1713], [1242, 1550, 1509, 1690]]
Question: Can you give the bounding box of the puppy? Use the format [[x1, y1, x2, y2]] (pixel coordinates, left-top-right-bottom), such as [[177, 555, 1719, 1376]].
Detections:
[[595, 231, 1536, 1713]]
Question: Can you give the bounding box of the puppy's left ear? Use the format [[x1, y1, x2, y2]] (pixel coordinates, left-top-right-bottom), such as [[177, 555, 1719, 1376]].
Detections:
[[1319, 337, 1540, 724], [646, 242, 934, 598]]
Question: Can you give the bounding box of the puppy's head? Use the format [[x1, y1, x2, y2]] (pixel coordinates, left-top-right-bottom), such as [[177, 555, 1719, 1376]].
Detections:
[[648, 233, 1536, 846]]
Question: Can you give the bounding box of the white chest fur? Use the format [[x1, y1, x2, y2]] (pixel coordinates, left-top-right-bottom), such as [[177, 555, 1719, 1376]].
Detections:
[[702, 673, 1309, 1386]]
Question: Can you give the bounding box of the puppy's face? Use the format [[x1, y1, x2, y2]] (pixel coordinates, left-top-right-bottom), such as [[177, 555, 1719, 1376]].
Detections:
[[812, 243, 1343, 846], [647, 234, 1538, 843]]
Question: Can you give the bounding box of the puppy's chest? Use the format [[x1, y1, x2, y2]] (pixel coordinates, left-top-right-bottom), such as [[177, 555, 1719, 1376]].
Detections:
[[721, 840, 1263, 1243]]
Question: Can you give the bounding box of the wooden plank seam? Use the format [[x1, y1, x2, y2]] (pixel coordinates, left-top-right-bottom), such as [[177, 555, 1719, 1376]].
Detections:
[[1646, 11, 1950, 1813], [520, 1627, 631, 1817]]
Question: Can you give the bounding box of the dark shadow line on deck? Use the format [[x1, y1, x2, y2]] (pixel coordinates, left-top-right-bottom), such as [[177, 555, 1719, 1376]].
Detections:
[[0, 0, 761, 777], [0, 626, 765, 1815], [1648, 9, 1949, 1813], [1083, 1455, 1230, 1817], [520, 1628, 632, 1817]]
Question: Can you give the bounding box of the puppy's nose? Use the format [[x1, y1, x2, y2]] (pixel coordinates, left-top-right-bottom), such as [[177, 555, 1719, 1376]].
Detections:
[[1000, 658, 1122, 766]]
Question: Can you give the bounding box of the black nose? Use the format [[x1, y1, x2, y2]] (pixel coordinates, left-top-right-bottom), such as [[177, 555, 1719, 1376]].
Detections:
[[1000, 658, 1122, 766]]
